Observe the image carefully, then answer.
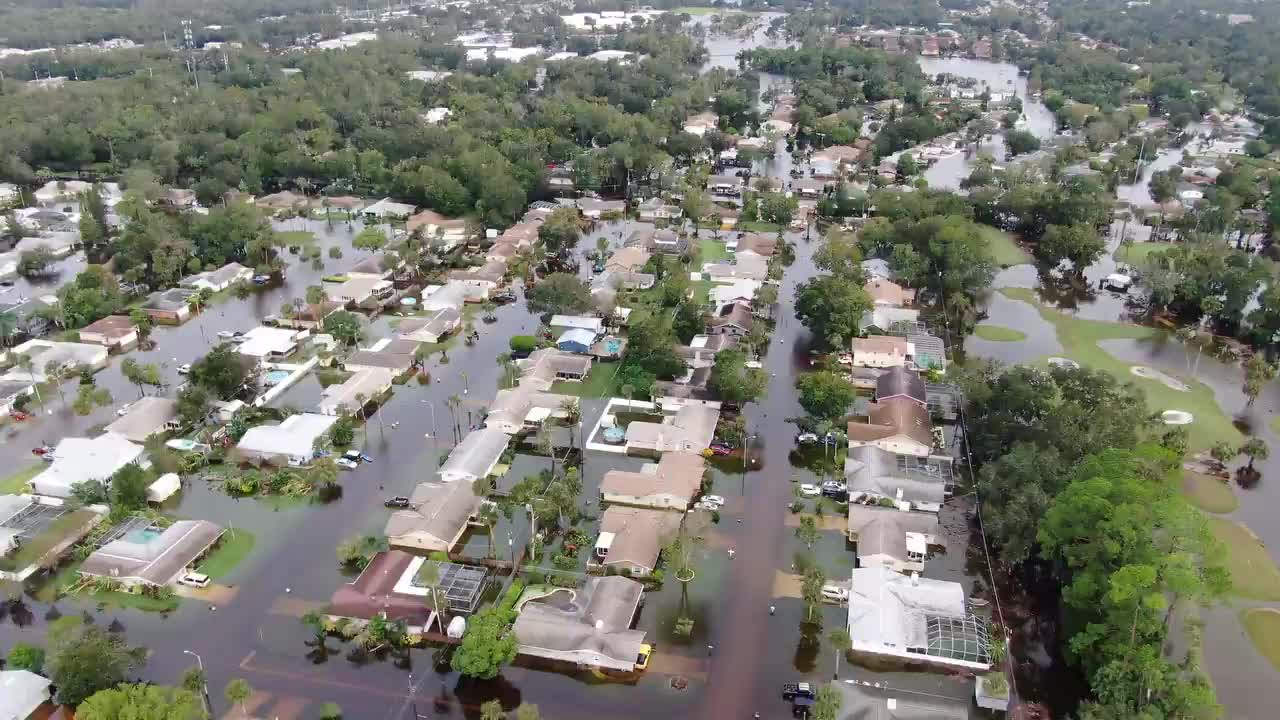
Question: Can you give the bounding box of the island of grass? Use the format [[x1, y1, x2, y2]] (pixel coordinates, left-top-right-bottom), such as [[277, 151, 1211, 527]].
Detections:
[[999, 287, 1241, 451], [1243, 608, 1280, 672], [1114, 241, 1166, 266], [1210, 517, 1280, 601], [196, 528, 256, 580], [1181, 471, 1238, 514], [974, 325, 1027, 342], [0, 463, 44, 496]]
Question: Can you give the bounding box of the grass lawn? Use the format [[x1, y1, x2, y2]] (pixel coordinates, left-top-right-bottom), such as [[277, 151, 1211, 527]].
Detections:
[[1181, 471, 1238, 514], [551, 364, 620, 398], [973, 324, 1027, 342], [29, 559, 179, 612], [1113, 242, 1167, 266], [1210, 517, 1280, 601], [699, 237, 730, 264], [1242, 608, 1280, 672], [1272, 415, 1280, 437], [738, 221, 782, 233], [979, 226, 1032, 267], [1000, 288, 1241, 451], [196, 528, 256, 580], [278, 230, 317, 247], [0, 462, 43, 495], [94, 589, 181, 613]]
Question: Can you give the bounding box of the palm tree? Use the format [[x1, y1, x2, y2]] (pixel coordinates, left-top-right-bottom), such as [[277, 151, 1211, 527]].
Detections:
[[446, 394, 462, 443], [621, 383, 635, 406], [537, 430, 555, 476], [418, 559, 445, 632], [18, 354, 41, 407], [44, 360, 64, 405], [306, 285, 326, 326], [1241, 437, 1270, 471], [829, 628, 852, 679], [497, 352, 515, 388], [224, 679, 252, 719], [478, 501, 500, 559], [559, 398, 581, 451], [0, 311, 16, 349], [481, 700, 504, 720]]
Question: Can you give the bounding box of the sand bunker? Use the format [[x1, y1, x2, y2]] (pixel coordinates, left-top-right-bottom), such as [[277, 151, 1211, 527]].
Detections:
[[1131, 365, 1190, 392], [1047, 357, 1080, 369], [1161, 410, 1194, 425]]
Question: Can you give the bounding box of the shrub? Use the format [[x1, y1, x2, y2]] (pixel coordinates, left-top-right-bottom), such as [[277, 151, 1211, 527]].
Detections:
[[328, 247, 343, 259], [552, 554, 577, 570], [509, 335, 537, 352]]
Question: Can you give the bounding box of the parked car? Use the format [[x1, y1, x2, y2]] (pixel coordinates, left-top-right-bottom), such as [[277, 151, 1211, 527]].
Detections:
[[635, 643, 653, 671], [343, 450, 362, 463], [359, 453, 373, 463], [702, 495, 725, 507], [384, 496, 411, 508], [781, 683, 815, 701], [177, 363, 192, 375], [821, 585, 850, 603], [10, 411, 30, 421], [178, 572, 211, 588], [336, 458, 359, 470], [796, 432, 819, 445], [31, 446, 53, 456], [252, 274, 271, 284], [798, 484, 820, 497], [708, 443, 732, 456], [116, 402, 133, 417], [216, 330, 237, 339]]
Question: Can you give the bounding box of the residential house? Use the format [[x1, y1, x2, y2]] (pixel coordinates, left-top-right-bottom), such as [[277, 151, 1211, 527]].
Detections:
[[498, 222, 539, 250], [705, 204, 740, 230], [0, 670, 52, 720], [600, 451, 705, 509], [141, 288, 198, 324], [629, 228, 688, 255], [859, 306, 923, 334], [437, 429, 510, 483], [557, 328, 596, 354], [80, 520, 224, 588], [812, 145, 863, 178], [327, 276, 395, 308], [0, 379, 34, 415], [676, 334, 738, 370], [346, 256, 394, 279], [549, 315, 604, 335], [846, 397, 934, 458], [0, 182, 20, 207], [33, 180, 92, 205], [844, 445, 953, 509], [735, 233, 779, 256], [707, 174, 745, 197], [328, 551, 488, 633], [30, 432, 147, 498], [160, 188, 198, 210], [709, 279, 760, 313], [875, 367, 927, 408], [516, 349, 593, 391], [485, 388, 576, 434], [421, 106, 451, 124], [237, 326, 304, 362], [406, 210, 468, 249], [421, 282, 469, 313], [360, 198, 416, 221], [707, 303, 754, 337], [16, 231, 80, 258], [318, 368, 397, 416], [847, 566, 991, 670], [514, 575, 647, 671], [605, 246, 651, 274], [236, 413, 338, 466], [864, 277, 915, 307], [448, 259, 507, 293], [592, 505, 682, 576], [278, 301, 342, 330], [396, 308, 462, 344], [105, 397, 180, 443], [703, 251, 769, 282], [77, 315, 138, 350], [564, 197, 626, 220], [852, 336, 911, 368], [682, 111, 719, 136], [833, 667, 969, 720], [636, 197, 682, 222], [182, 262, 253, 292], [255, 190, 308, 216], [344, 338, 418, 375], [4, 339, 108, 383], [846, 505, 940, 573], [624, 401, 720, 456], [384, 480, 483, 552]]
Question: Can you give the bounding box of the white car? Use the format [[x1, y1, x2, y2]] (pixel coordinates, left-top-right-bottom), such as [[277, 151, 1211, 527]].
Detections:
[[336, 458, 359, 470], [702, 495, 726, 507], [216, 330, 236, 339], [798, 484, 820, 497], [179, 572, 211, 588], [821, 585, 849, 603], [116, 402, 133, 417], [796, 432, 819, 445], [177, 363, 192, 375]]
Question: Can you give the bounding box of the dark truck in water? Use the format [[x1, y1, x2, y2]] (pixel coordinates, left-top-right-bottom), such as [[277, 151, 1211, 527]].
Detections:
[[781, 683, 815, 701]]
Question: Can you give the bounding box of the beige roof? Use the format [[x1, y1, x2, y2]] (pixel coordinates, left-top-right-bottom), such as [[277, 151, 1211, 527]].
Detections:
[[624, 403, 719, 453], [846, 505, 940, 563], [105, 396, 178, 443], [517, 348, 594, 391], [846, 397, 933, 448], [814, 145, 862, 163], [80, 519, 223, 586], [863, 278, 914, 306], [513, 575, 646, 671], [384, 480, 481, 551], [853, 335, 909, 355], [80, 315, 136, 340], [606, 246, 650, 273], [406, 209, 466, 234], [709, 303, 753, 331], [601, 452, 705, 505], [736, 233, 778, 256], [486, 387, 575, 430], [597, 506, 681, 571]]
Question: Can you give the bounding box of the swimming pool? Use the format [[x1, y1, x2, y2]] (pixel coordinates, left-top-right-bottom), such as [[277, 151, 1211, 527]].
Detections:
[[264, 369, 292, 385], [125, 527, 162, 544], [605, 338, 622, 354]]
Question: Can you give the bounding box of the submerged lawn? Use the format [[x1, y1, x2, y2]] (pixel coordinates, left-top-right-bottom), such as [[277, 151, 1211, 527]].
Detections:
[[1181, 472, 1239, 514], [551, 364, 620, 398], [1242, 608, 1280, 672], [973, 324, 1027, 342], [999, 288, 1241, 451], [197, 529, 256, 580], [0, 463, 43, 495], [1210, 517, 1280, 601], [979, 226, 1033, 267]]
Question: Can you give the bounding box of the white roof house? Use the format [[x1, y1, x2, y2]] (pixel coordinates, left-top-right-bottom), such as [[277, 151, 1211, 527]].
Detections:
[[79, 519, 224, 587], [237, 413, 337, 466], [30, 433, 147, 498], [104, 396, 180, 443], [847, 566, 991, 671], [422, 107, 452, 124], [438, 429, 510, 483], [549, 315, 604, 334], [4, 339, 108, 383], [624, 402, 720, 455], [0, 670, 52, 720], [361, 198, 416, 220], [421, 281, 469, 312], [513, 575, 646, 672], [182, 262, 253, 292], [236, 326, 303, 360], [318, 368, 397, 416]]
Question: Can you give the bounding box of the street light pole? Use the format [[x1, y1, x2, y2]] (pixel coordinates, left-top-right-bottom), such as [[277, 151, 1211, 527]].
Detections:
[[420, 400, 438, 453], [183, 650, 211, 718]]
